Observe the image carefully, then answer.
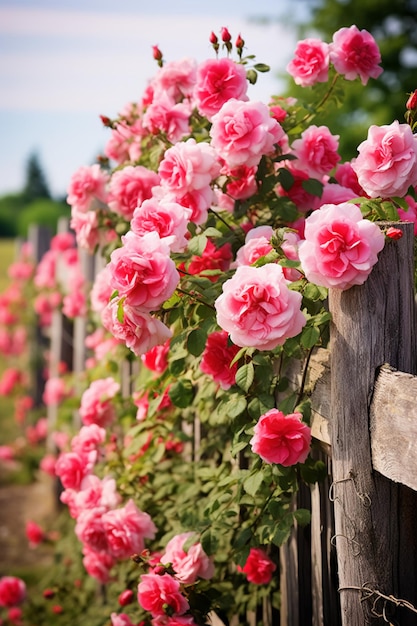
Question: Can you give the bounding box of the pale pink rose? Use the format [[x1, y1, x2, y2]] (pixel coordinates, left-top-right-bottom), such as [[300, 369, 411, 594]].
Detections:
[[141, 339, 170, 374], [398, 194, 417, 235], [102, 499, 156, 560], [238, 547, 276, 584], [137, 573, 189, 617], [102, 298, 172, 357], [200, 330, 240, 390], [54, 450, 97, 490], [194, 57, 248, 120], [298, 202, 385, 290], [111, 613, 135, 626], [75, 507, 108, 552], [161, 532, 214, 584], [286, 38, 330, 87], [330, 25, 383, 85], [25, 520, 45, 547], [79, 377, 120, 428], [70, 208, 100, 253], [0, 577, 26, 607], [42, 376, 67, 406], [152, 57, 197, 101], [7, 260, 34, 281], [74, 475, 121, 515], [82, 546, 115, 583], [291, 125, 340, 178], [109, 231, 179, 310], [105, 118, 143, 165], [210, 99, 283, 168], [34, 249, 57, 289], [215, 264, 306, 351], [158, 138, 220, 196], [131, 198, 191, 253], [250, 408, 311, 466], [50, 231, 75, 251], [143, 92, 192, 144], [234, 225, 274, 267], [352, 121, 417, 198], [224, 164, 258, 201], [71, 424, 107, 455], [62, 290, 87, 318], [157, 186, 215, 226], [39, 453, 57, 477], [51, 430, 70, 451], [90, 266, 113, 313], [107, 165, 160, 221], [66, 164, 109, 212], [151, 616, 198, 626]]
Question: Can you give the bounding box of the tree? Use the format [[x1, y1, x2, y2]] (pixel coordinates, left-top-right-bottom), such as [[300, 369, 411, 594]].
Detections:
[[22, 152, 51, 202]]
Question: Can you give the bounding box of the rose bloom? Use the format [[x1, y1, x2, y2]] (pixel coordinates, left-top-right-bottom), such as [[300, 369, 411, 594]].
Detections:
[[75, 507, 108, 552], [250, 409, 311, 466], [152, 57, 197, 101], [71, 424, 107, 455], [0, 577, 26, 607], [131, 197, 191, 253], [143, 92, 192, 144], [118, 589, 135, 607], [111, 613, 135, 626], [42, 376, 67, 406], [286, 38, 330, 87], [108, 231, 179, 310], [0, 367, 22, 395], [186, 239, 232, 282], [298, 202, 385, 290], [158, 138, 220, 196], [82, 546, 115, 583], [330, 25, 383, 85], [352, 121, 417, 198], [334, 161, 367, 197], [152, 616, 198, 626], [102, 298, 172, 357], [200, 330, 240, 390], [159, 186, 215, 226], [239, 547, 276, 585], [73, 475, 121, 515], [291, 125, 340, 178], [398, 194, 417, 235], [234, 225, 274, 267], [107, 165, 160, 221], [39, 453, 57, 477], [224, 164, 258, 201], [102, 499, 157, 560], [161, 532, 215, 584], [66, 164, 109, 212], [26, 520, 45, 547], [210, 99, 283, 168], [54, 450, 97, 490], [215, 264, 306, 351], [79, 377, 120, 428], [137, 573, 189, 617], [194, 57, 248, 120], [70, 208, 100, 253], [105, 118, 143, 164], [141, 339, 170, 374]]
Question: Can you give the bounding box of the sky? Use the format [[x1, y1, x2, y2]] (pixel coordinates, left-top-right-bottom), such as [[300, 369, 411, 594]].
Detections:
[[0, 0, 304, 200]]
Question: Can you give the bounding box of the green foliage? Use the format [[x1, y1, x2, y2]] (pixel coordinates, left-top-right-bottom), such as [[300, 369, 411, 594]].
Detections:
[[16, 198, 70, 237]]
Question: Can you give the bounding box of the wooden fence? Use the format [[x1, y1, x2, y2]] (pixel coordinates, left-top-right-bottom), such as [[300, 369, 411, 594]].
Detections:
[[29, 220, 417, 626]]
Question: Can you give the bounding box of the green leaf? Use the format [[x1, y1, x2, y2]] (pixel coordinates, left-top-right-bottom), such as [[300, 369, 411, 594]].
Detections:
[[303, 282, 328, 302], [116, 297, 125, 323], [203, 227, 223, 237], [188, 233, 208, 255], [168, 379, 194, 408], [293, 508, 311, 526], [201, 529, 219, 555], [233, 527, 253, 550], [243, 470, 265, 497], [254, 63, 270, 72], [272, 522, 292, 547], [300, 325, 320, 349], [246, 69, 258, 84], [277, 167, 294, 191], [187, 327, 208, 357], [235, 362, 254, 392], [301, 178, 324, 198]]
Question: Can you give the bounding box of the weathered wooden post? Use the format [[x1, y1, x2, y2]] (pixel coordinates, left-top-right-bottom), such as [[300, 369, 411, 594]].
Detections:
[[329, 221, 417, 625]]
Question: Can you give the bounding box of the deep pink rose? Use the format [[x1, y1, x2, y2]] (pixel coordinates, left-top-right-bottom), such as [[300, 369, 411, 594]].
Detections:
[[26, 520, 45, 547], [54, 450, 96, 490], [238, 547, 276, 584], [161, 532, 215, 584], [224, 164, 258, 201], [352, 121, 417, 198], [71, 424, 107, 456], [131, 197, 191, 253], [200, 330, 240, 390], [152, 616, 198, 626], [194, 57, 248, 120], [330, 25, 382, 85], [118, 589, 135, 607], [215, 264, 306, 351], [158, 138, 220, 196], [137, 573, 189, 617], [398, 194, 417, 235], [109, 231, 179, 310], [0, 577, 26, 607], [298, 202, 385, 290], [79, 377, 120, 428], [102, 298, 172, 357], [66, 164, 109, 212], [141, 339, 170, 374], [82, 546, 115, 583], [334, 161, 367, 197], [210, 99, 283, 168], [108, 165, 160, 221], [75, 507, 108, 552], [102, 499, 156, 560], [286, 38, 329, 87], [250, 409, 311, 466], [291, 125, 340, 178]]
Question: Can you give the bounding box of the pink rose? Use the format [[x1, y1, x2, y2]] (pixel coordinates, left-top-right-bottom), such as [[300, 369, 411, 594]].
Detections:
[[238, 547, 276, 584], [102, 499, 156, 560], [54, 450, 96, 490], [111, 613, 135, 626], [108, 231, 179, 310], [334, 161, 367, 197], [137, 573, 189, 617], [398, 194, 417, 235], [62, 290, 87, 319], [0, 367, 22, 395], [234, 225, 274, 267], [250, 409, 311, 466], [352, 121, 417, 198], [131, 198, 191, 253], [105, 118, 143, 165], [215, 264, 306, 351], [74, 476, 121, 514], [161, 532, 215, 584], [298, 202, 385, 290], [25, 520, 45, 547], [108, 165, 160, 221], [0, 577, 26, 607], [194, 57, 248, 120], [200, 330, 240, 390], [286, 38, 330, 87], [118, 589, 134, 607], [330, 25, 383, 85], [152, 57, 197, 101], [79, 377, 120, 428], [210, 99, 283, 168], [75, 507, 108, 552], [90, 267, 113, 313], [143, 92, 192, 143], [291, 125, 340, 178], [39, 453, 57, 477], [70, 208, 100, 253], [42, 376, 67, 406], [66, 164, 109, 212], [82, 546, 115, 583], [141, 339, 170, 374], [71, 424, 107, 455], [275, 164, 319, 213], [158, 138, 220, 196], [102, 298, 172, 357], [152, 616, 198, 626], [224, 164, 258, 201]]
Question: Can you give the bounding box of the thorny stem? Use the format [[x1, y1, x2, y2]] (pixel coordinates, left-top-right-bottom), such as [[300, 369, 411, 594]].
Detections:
[[175, 287, 216, 310], [295, 347, 315, 407], [288, 73, 340, 131]]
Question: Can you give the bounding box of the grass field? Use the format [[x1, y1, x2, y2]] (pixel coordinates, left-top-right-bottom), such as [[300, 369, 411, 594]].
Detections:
[[0, 239, 16, 292]]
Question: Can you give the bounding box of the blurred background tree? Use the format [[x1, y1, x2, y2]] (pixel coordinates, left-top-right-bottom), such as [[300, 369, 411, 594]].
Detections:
[[285, 0, 417, 158]]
